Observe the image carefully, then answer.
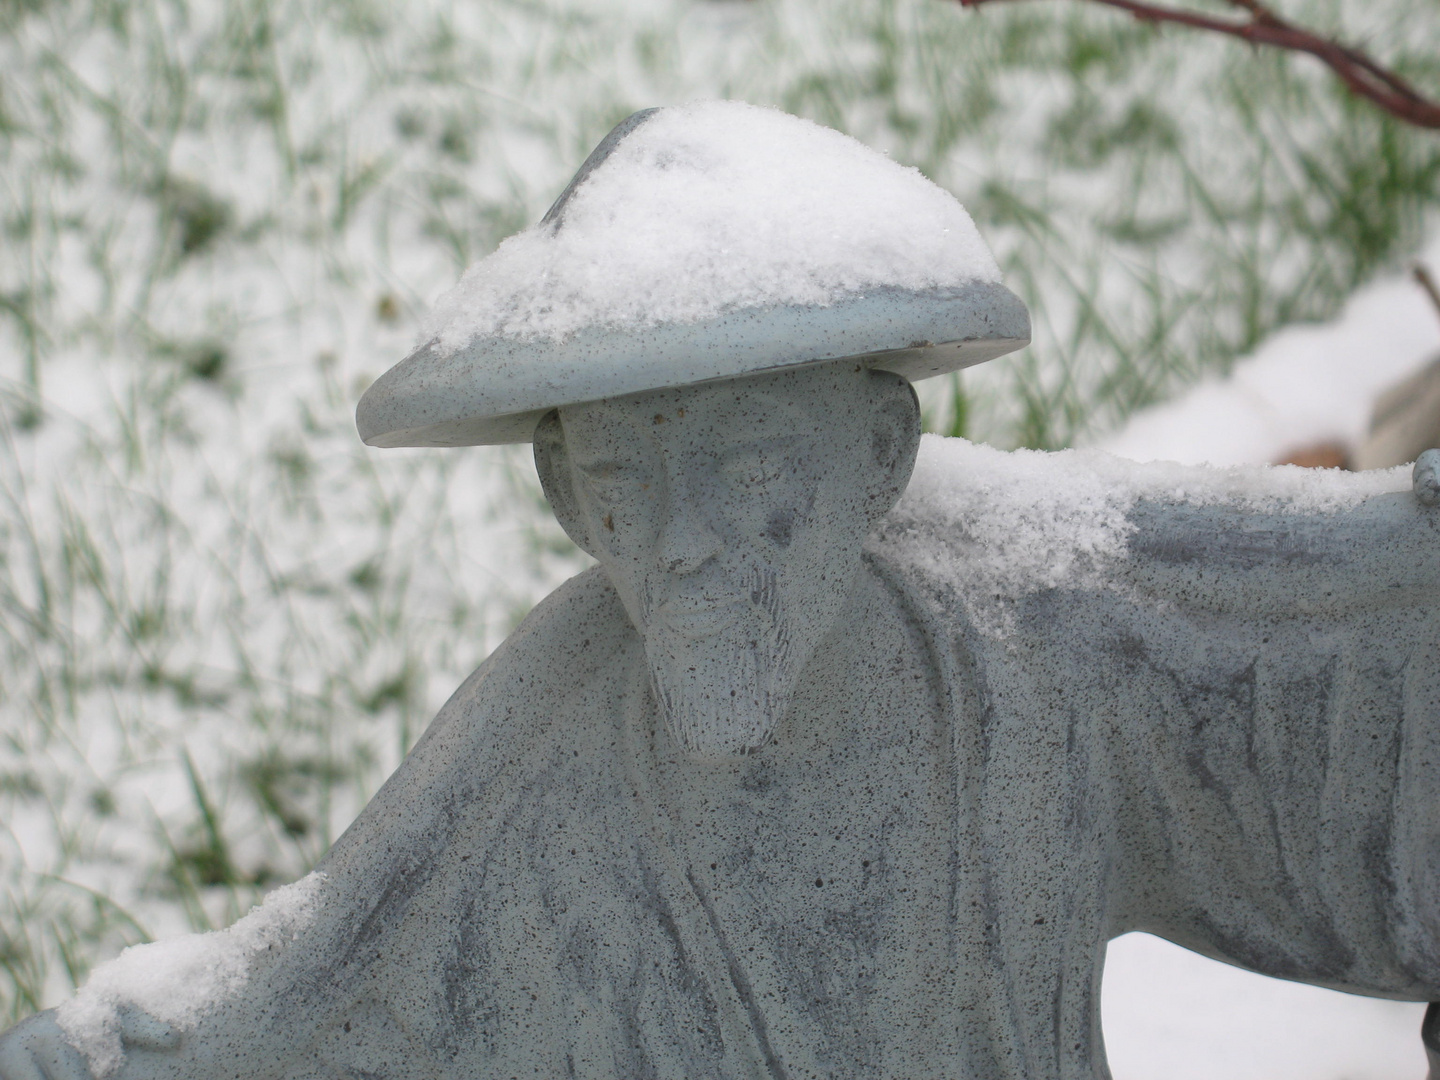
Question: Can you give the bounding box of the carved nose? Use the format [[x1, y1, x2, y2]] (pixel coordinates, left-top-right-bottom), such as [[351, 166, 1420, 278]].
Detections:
[[657, 511, 723, 575]]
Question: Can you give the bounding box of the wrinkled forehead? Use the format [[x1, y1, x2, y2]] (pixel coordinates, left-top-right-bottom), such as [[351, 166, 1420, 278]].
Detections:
[[559, 369, 843, 454]]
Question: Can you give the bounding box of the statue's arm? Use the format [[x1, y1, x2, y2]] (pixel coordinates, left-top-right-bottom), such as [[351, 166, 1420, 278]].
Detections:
[[0, 568, 623, 1079], [1118, 467, 1440, 618], [207, 568, 623, 1076], [1102, 470, 1440, 999], [0, 662, 504, 1080], [0, 1006, 181, 1080]]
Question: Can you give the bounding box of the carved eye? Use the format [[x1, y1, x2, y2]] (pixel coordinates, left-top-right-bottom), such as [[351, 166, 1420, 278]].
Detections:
[[719, 447, 785, 489], [576, 461, 646, 504]]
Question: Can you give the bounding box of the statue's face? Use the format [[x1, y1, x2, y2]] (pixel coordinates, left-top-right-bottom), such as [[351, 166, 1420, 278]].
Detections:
[[547, 364, 918, 761]]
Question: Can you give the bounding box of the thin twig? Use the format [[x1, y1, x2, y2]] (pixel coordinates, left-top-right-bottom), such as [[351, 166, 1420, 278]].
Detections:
[[1414, 264, 1440, 325], [1223, 0, 1280, 28], [957, 0, 1440, 129]]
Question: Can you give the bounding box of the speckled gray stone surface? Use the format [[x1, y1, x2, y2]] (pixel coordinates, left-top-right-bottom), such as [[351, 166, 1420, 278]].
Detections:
[[4, 362, 1440, 1080]]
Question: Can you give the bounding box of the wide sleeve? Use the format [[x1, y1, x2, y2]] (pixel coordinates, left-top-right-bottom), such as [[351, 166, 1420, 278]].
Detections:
[[1098, 488, 1440, 1000], [86, 568, 633, 1080]]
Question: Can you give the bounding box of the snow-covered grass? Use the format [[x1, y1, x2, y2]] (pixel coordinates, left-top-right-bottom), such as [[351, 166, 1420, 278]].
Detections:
[[2, 5, 1439, 1079], [1099, 232, 1440, 466]]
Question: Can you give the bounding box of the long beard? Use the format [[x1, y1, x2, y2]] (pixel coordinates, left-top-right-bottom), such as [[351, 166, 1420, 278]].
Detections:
[[645, 575, 799, 761]]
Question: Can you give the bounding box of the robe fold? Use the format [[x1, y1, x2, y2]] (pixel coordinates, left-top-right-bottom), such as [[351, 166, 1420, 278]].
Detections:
[[150, 447, 1440, 1080]]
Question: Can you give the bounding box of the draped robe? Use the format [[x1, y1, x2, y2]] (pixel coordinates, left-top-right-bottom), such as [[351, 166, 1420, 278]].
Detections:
[[109, 445, 1440, 1080]]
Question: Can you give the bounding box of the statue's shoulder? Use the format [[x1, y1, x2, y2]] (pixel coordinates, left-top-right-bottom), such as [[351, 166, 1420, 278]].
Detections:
[[500, 563, 632, 664], [332, 567, 637, 848], [871, 435, 1430, 634], [426, 565, 636, 733], [869, 436, 1128, 636]]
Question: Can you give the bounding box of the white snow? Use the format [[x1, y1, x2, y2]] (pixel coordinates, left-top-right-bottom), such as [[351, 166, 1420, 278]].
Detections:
[[420, 100, 1001, 348], [883, 434, 1410, 636], [54, 873, 325, 1078], [1097, 236, 1440, 467], [1103, 932, 1428, 1080]]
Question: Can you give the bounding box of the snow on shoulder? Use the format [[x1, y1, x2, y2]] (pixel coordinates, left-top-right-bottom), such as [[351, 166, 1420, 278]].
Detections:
[[873, 435, 1411, 637], [55, 872, 325, 1077], [421, 101, 1001, 348]]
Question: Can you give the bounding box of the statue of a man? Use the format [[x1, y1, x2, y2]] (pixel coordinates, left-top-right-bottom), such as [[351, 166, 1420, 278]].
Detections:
[[3, 101, 1439, 1080]]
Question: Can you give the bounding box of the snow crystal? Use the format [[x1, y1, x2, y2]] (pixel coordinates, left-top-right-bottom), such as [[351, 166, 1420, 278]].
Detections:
[[420, 100, 1001, 348], [877, 435, 1411, 637], [55, 872, 325, 1077]]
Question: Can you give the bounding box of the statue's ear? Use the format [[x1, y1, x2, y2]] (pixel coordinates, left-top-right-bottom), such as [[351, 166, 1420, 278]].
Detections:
[[863, 370, 922, 525], [533, 410, 594, 555]]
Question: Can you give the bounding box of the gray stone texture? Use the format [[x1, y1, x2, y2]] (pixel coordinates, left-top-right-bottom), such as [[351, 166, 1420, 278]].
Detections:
[[4, 363, 1439, 1080]]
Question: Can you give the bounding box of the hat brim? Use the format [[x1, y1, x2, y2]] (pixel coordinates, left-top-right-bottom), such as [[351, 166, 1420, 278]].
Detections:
[[357, 281, 1029, 447]]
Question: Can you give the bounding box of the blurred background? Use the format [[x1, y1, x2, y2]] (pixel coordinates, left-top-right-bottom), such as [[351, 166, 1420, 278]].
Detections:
[[1, 0, 1438, 1075]]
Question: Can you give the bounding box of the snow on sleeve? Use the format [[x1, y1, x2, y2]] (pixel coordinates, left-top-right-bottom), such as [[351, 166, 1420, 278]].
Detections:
[[420, 100, 1001, 348], [875, 435, 1411, 637], [54, 871, 325, 1078]]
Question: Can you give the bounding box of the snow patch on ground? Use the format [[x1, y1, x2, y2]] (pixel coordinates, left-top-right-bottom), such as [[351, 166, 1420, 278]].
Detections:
[[55, 873, 325, 1077], [1097, 236, 1440, 466], [1103, 933, 1427, 1080], [420, 100, 1000, 347]]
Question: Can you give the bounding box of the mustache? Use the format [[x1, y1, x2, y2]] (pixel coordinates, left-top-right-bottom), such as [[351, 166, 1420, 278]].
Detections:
[[648, 565, 784, 634], [746, 565, 782, 629]]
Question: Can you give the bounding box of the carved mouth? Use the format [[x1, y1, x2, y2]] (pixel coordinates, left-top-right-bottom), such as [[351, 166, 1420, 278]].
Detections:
[[655, 599, 745, 639]]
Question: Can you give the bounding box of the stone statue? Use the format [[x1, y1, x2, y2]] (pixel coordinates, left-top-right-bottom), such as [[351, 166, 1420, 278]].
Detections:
[[3, 101, 1439, 1080]]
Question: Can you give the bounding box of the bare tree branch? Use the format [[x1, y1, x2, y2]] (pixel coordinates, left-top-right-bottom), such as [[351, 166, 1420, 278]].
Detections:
[[957, 0, 1440, 129], [1414, 264, 1440, 325]]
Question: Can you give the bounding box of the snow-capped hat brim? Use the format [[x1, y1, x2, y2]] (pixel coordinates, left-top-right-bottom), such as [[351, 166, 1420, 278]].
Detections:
[[357, 282, 1028, 447], [358, 102, 1030, 447]]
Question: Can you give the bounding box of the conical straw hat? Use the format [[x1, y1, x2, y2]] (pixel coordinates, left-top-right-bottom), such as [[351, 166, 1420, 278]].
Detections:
[[357, 102, 1029, 447]]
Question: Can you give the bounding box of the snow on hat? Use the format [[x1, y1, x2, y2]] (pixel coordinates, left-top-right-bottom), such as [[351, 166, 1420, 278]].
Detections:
[[357, 101, 1029, 447]]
